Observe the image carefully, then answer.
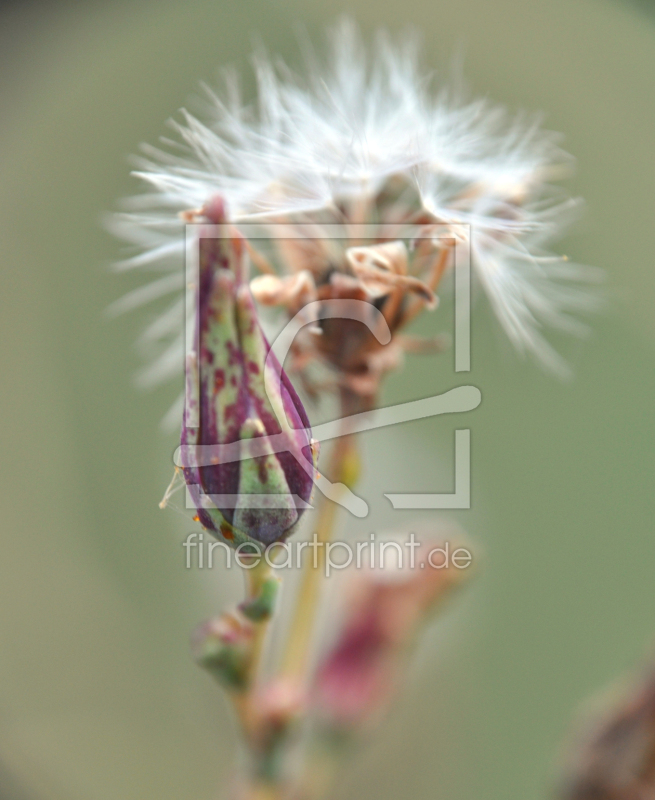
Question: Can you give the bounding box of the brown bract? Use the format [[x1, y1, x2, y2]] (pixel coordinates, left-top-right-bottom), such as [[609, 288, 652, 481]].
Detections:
[[249, 214, 452, 407]]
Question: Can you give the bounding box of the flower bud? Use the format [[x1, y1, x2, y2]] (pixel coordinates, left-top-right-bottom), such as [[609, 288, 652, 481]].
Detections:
[[312, 530, 474, 733], [192, 614, 255, 690], [180, 198, 316, 547]]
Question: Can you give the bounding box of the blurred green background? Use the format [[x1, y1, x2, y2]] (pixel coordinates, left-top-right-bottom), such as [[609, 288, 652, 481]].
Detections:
[[1, 0, 655, 798]]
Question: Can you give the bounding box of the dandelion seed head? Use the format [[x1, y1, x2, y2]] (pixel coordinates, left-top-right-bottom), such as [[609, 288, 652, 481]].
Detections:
[[111, 19, 596, 399]]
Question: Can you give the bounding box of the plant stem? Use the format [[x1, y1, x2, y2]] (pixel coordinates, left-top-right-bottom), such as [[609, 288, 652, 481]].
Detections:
[[281, 391, 361, 683], [227, 558, 276, 740], [243, 558, 274, 685], [237, 390, 365, 799], [280, 474, 343, 681]]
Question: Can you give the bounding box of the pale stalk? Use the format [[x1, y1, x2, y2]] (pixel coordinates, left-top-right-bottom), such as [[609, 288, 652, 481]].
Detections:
[[281, 391, 362, 682], [279, 470, 345, 680], [228, 557, 276, 740]]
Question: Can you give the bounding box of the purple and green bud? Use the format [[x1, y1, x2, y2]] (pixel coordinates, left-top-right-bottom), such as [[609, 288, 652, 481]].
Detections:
[[239, 574, 279, 622], [192, 614, 254, 690], [180, 197, 316, 548]]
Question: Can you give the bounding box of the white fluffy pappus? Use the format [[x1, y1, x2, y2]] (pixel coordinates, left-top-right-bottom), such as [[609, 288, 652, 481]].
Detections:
[[109, 19, 599, 410]]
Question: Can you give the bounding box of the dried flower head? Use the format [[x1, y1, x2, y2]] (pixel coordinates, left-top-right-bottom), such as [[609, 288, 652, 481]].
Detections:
[[112, 19, 595, 415]]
